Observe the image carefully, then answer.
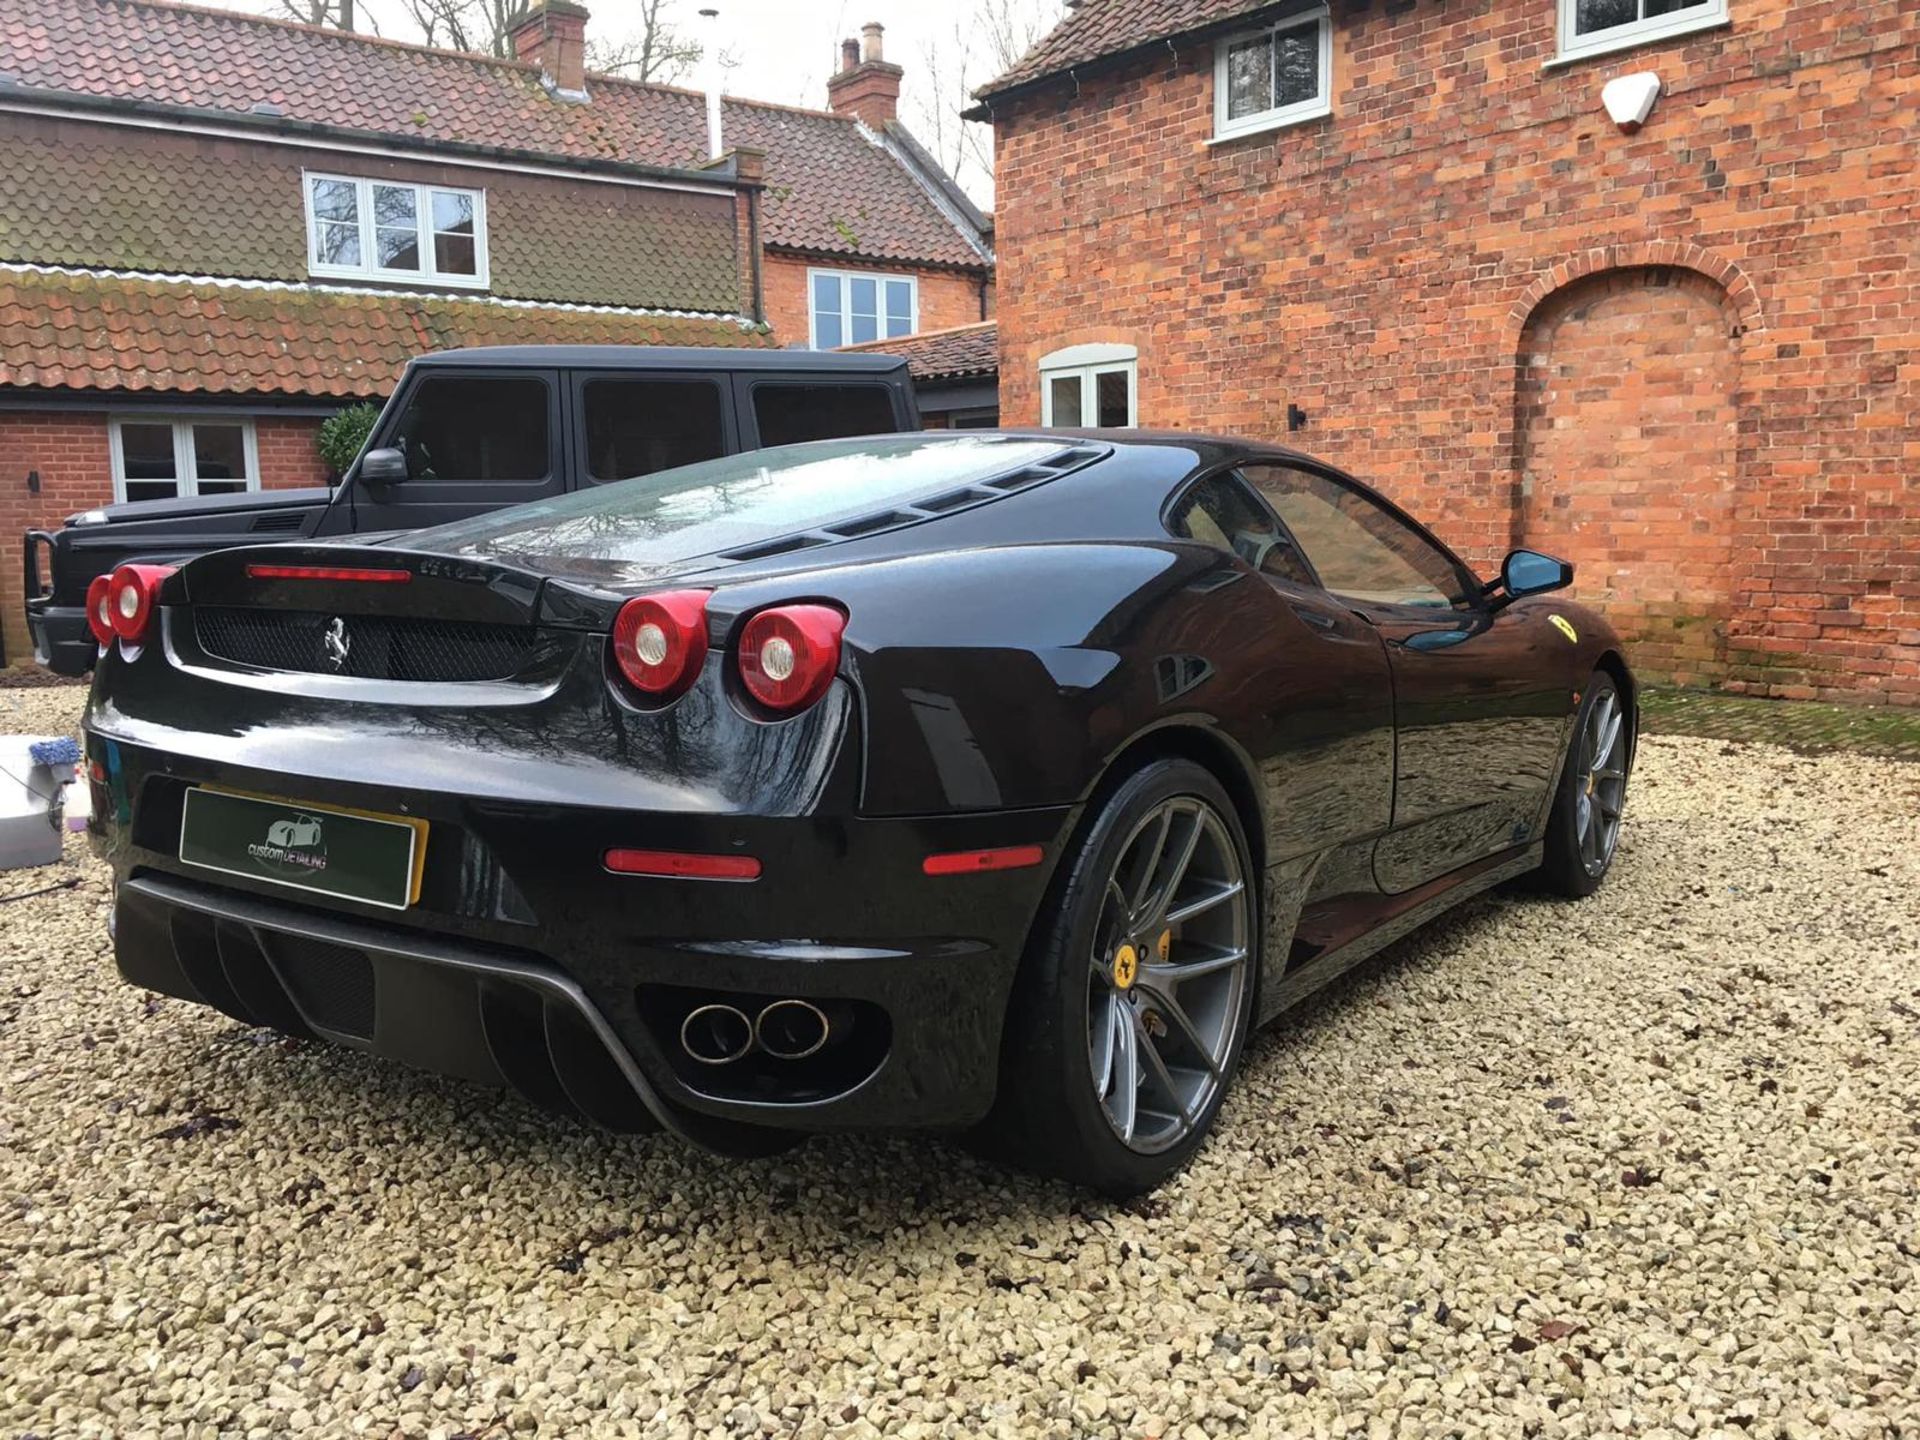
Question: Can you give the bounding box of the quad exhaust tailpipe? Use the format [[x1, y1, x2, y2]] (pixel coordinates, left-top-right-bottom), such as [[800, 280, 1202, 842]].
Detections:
[[679, 1004, 753, 1065], [754, 999, 830, 1060]]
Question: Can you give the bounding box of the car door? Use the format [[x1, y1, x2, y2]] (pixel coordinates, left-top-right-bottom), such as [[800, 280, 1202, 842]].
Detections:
[[1165, 470, 1395, 876], [1241, 462, 1569, 893], [569, 369, 737, 488], [736, 375, 910, 448], [316, 367, 564, 535]]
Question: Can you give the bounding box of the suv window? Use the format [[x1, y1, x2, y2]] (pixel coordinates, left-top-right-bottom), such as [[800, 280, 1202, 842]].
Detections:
[[1244, 464, 1469, 609], [582, 378, 726, 482], [389, 376, 550, 482], [754, 384, 896, 446], [1169, 471, 1316, 586]]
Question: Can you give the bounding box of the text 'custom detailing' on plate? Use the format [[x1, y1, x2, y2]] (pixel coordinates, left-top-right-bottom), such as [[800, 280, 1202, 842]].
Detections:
[[179, 788, 428, 910]]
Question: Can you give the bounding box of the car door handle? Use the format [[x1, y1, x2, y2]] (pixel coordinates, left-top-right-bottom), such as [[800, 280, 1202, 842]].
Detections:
[[1288, 603, 1339, 631]]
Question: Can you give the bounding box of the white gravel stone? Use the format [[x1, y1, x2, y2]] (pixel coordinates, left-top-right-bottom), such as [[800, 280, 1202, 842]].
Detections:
[[2, 683, 1918, 1437]]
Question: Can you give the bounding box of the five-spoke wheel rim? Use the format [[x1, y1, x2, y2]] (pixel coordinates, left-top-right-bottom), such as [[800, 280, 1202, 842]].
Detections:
[[1576, 688, 1628, 877], [1087, 797, 1250, 1155]]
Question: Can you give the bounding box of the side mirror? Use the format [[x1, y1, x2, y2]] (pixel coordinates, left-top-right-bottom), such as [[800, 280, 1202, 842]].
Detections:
[[357, 447, 408, 485], [1493, 549, 1573, 607]]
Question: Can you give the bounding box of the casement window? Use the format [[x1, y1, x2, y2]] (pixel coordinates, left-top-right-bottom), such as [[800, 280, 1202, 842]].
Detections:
[[1213, 5, 1332, 142], [1556, 0, 1729, 63], [809, 270, 918, 348], [1039, 344, 1138, 428], [110, 418, 259, 503], [305, 173, 488, 288]]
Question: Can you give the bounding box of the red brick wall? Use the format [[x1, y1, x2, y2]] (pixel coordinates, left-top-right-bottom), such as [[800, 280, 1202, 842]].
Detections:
[[761, 253, 989, 349], [1, 410, 324, 665], [991, 1, 1920, 704]]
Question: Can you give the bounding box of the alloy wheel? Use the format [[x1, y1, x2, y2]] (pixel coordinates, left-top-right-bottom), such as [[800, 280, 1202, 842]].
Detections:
[[1086, 796, 1251, 1155], [1575, 688, 1628, 877]]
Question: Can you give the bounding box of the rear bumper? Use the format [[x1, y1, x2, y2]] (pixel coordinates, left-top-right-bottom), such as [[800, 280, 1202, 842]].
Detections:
[[26, 602, 95, 675], [91, 728, 1074, 1142]]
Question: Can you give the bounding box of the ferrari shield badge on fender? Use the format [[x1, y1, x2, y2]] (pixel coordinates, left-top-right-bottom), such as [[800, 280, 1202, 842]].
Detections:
[[1550, 615, 1579, 644]]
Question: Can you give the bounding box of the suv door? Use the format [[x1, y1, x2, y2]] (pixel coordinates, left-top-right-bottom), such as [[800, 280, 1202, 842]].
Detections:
[[569, 369, 736, 488], [318, 369, 563, 535], [736, 376, 909, 448], [1241, 462, 1567, 893]]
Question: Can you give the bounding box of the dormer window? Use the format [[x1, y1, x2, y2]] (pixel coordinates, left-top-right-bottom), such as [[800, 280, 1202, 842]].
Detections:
[[1213, 6, 1332, 142], [1556, 0, 1729, 63], [304, 173, 489, 289]]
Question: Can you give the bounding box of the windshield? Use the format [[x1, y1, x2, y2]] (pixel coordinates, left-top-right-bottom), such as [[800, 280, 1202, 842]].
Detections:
[[408, 435, 1074, 579]]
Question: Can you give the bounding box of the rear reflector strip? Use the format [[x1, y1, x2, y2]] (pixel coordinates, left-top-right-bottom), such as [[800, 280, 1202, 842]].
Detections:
[[922, 844, 1046, 877], [245, 564, 412, 583], [603, 848, 761, 881]]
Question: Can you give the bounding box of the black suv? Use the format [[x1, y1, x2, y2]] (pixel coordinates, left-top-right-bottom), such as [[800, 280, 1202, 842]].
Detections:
[[23, 346, 918, 675]]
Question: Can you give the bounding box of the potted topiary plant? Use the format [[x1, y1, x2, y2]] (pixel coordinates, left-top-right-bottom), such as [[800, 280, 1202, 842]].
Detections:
[[316, 402, 383, 483]]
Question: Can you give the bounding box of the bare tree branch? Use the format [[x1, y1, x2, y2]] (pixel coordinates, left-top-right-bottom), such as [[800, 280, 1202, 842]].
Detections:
[[587, 0, 704, 85], [268, 0, 362, 30], [908, 0, 1063, 205]]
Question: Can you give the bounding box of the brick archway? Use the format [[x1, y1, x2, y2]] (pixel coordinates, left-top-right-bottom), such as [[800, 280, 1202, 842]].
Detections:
[[1506, 242, 1764, 342], [1513, 262, 1749, 684]]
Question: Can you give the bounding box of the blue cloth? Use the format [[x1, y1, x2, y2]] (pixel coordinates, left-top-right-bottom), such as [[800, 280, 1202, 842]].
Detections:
[[28, 737, 81, 767]]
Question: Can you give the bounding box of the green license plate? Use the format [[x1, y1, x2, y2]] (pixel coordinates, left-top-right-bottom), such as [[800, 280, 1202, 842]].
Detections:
[[179, 788, 428, 911]]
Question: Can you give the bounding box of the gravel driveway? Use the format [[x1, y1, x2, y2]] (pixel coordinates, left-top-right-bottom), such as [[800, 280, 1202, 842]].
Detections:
[[3, 682, 1917, 1439]]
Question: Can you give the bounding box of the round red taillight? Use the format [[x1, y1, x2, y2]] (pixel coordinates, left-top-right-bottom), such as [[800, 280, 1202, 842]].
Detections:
[[106, 563, 175, 645], [737, 604, 845, 714], [85, 574, 115, 647], [611, 590, 711, 698]]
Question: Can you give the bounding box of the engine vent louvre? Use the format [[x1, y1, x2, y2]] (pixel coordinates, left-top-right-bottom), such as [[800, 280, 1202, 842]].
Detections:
[[720, 533, 831, 563], [714, 444, 1108, 564], [249, 511, 306, 534]]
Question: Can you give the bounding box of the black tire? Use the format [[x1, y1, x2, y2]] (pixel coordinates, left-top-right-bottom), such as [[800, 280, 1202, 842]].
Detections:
[[983, 758, 1258, 1196], [1538, 671, 1632, 898]]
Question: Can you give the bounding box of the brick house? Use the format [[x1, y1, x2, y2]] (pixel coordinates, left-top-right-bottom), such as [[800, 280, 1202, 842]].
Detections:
[[0, 0, 991, 663], [973, 0, 1918, 704]]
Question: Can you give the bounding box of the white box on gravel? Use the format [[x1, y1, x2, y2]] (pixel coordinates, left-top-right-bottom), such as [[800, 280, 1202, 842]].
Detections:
[[0, 736, 74, 870]]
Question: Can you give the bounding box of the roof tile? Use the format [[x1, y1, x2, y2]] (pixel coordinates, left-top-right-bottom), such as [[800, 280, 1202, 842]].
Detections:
[[978, 0, 1286, 99], [840, 320, 997, 383], [0, 268, 773, 398]]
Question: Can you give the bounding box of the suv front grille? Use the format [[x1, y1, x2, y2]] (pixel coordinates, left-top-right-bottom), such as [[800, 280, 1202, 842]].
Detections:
[[193, 607, 539, 682]]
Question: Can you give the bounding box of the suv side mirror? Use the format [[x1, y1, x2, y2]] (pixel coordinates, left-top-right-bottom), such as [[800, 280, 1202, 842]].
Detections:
[[1493, 549, 1573, 607], [358, 447, 408, 485]]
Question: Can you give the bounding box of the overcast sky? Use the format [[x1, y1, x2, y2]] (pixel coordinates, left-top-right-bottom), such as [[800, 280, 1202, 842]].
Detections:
[[229, 0, 1065, 203]]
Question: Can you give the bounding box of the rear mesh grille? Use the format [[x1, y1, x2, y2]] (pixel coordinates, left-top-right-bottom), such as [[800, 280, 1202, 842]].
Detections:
[[266, 934, 376, 1039], [194, 607, 537, 682]]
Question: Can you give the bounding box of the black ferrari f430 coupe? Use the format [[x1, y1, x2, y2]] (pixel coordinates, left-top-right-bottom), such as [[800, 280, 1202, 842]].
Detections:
[[83, 433, 1634, 1193]]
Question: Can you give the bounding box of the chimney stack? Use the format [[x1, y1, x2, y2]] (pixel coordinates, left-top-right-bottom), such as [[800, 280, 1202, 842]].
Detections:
[[826, 20, 902, 129], [509, 0, 590, 102]]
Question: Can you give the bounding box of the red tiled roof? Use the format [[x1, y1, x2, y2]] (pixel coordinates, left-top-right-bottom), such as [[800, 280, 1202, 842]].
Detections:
[[0, 0, 990, 270], [841, 321, 997, 383], [976, 0, 1287, 100], [0, 267, 772, 398]]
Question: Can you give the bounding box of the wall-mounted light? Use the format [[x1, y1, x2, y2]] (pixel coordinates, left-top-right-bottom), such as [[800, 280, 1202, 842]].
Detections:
[[26, 469, 39, 494], [1287, 404, 1309, 433]]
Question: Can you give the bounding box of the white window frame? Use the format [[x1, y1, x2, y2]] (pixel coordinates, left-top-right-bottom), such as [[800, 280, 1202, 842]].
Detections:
[[303, 171, 490, 289], [807, 268, 920, 349], [1552, 0, 1729, 65], [1039, 344, 1139, 428], [1211, 5, 1333, 143], [108, 416, 261, 504]]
